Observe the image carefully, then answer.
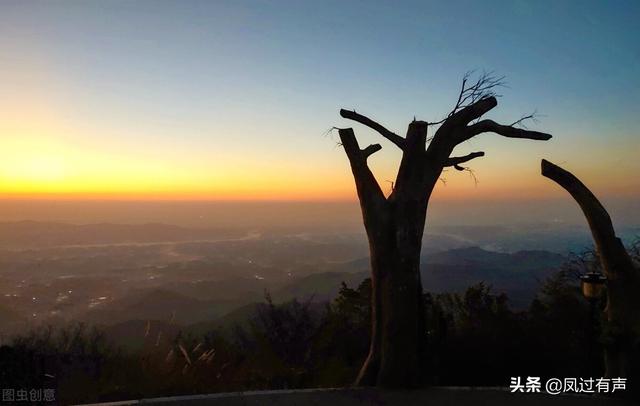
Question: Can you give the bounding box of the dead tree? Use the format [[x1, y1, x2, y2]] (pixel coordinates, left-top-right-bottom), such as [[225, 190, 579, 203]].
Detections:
[[337, 73, 552, 387], [541, 159, 640, 378]]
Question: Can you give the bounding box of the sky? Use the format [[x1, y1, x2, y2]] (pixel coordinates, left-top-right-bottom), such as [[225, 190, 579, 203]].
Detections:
[[0, 1, 639, 207]]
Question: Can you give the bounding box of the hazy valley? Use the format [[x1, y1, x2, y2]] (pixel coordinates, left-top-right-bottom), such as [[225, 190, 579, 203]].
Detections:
[[2, 220, 637, 346]]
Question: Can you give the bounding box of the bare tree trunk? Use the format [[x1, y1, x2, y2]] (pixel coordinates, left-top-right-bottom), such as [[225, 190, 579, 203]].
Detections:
[[541, 159, 640, 378], [336, 74, 551, 387], [341, 124, 431, 387]]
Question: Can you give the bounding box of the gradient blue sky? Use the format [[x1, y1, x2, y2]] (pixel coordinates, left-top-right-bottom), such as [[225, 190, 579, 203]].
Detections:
[[1, 0, 638, 201]]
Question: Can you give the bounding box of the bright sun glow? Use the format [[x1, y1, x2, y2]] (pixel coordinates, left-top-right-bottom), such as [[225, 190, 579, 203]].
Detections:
[[6, 154, 66, 183]]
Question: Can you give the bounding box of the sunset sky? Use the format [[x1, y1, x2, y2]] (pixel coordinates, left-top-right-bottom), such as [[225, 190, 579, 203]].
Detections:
[[1, 1, 638, 202]]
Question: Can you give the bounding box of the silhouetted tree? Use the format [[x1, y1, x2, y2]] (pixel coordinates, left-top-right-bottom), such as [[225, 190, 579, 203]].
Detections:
[[541, 159, 640, 378], [336, 72, 552, 387]]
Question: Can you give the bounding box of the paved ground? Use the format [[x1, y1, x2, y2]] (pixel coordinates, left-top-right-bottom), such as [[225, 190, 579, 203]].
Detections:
[[80, 387, 636, 406]]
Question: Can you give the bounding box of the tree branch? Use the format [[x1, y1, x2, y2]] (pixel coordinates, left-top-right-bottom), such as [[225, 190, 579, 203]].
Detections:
[[454, 96, 498, 125], [362, 144, 382, 158], [430, 71, 505, 126], [541, 159, 614, 241], [463, 119, 552, 143], [340, 109, 405, 149], [509, 111, 539, 128], [540, 159, 635, 280], [338, 128, 386, 205], [444, 151, 485, 167]]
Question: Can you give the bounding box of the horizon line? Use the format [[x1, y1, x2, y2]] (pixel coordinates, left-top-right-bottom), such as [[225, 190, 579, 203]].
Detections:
[[0, 192, 638, 203]]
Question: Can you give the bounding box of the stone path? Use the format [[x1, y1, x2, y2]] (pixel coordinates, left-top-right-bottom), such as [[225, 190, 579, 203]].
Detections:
[[79, 386, 636, 406]]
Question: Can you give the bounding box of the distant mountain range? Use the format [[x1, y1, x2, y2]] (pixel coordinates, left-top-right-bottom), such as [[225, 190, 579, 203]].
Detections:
[[84, 289, 221, 326], [274, 246, 565, 303], [0, 221, 242, 249], [87, 246, 566, 335], [421, 247, 566, 308], [95, 245, 567, 348], [2, 220, 637, 253]]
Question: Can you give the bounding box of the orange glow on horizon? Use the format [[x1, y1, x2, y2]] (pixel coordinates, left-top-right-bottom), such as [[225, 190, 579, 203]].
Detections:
[[1, 7, 638, 207], [1, 91, 636, 202]]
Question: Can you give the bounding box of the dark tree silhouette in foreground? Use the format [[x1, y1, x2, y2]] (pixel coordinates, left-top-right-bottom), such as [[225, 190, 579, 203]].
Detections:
[[541, 159, 640, 378], [336, 73, 552, 387]]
